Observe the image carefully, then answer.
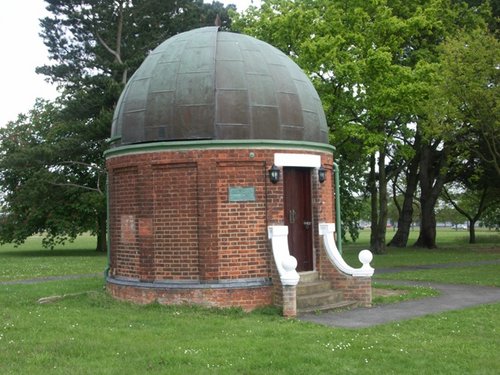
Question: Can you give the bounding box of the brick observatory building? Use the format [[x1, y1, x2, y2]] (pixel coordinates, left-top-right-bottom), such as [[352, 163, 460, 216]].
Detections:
[[105, 26, 373, 317]]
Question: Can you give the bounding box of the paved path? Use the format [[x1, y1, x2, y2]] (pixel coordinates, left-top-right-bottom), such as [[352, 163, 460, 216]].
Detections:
[[299, 260, 500, 328], [299, 280, 500, 328]]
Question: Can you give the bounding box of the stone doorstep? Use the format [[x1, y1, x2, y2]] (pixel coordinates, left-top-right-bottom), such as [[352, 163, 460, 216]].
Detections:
[[372, 287, 409, 298], [297, 300, 358, 315], [297, 289, 344, 309], [298, 271, 319, 283], [297, 272, 358, 314], [297, 280, 333, 296]]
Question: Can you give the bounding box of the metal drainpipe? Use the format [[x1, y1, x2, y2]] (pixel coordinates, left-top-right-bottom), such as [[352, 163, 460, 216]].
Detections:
[[104, 175, 110, 280], [333, 162, 342, 254]]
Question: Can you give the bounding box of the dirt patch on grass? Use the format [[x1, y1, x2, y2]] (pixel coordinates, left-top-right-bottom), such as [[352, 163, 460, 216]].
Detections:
[[372, 288, 409, 297], [475, 247, 500, 253]]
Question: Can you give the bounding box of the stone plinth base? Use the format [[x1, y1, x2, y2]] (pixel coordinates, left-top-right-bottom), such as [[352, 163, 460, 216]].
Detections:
[[330, 275, 372, 307], [107, 278, 273, 311], [282, 285, 297, 317]]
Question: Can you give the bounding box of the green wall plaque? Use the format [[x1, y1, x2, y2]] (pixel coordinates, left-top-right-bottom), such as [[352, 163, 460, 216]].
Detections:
[[228, 187, 256, 202]]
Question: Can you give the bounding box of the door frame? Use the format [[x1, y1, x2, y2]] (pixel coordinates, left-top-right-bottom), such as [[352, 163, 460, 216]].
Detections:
[[273, 153, 323, 272], [283, 167, 313, 271]]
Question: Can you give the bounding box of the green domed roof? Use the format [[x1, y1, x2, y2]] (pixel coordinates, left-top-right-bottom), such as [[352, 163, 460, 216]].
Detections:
[[110, 27, 328, 147]]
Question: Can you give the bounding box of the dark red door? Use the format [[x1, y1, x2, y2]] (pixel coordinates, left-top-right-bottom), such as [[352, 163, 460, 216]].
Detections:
[[283, 167, 313, 272]]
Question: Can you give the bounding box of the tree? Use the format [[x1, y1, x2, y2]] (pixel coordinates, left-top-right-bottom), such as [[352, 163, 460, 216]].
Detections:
[[389, 2, 491, 248], [481, 205, 500, 230], [234, 0, 422, 253], [38, 0, 234, 88], [412, 26, 498, 247], [0, 1, 235, 250], [232, 0, 495, 252], [233, 0, 373, 244], [435, 29, 499, 177], [412, 137, 450, 248], [234, 0, 488, 252], [435, 201, 464, 227], [387, 133, 420, 247], [0, 100, 106, 249], [443, 182, 499, 243], [440, 135, 500, 243]]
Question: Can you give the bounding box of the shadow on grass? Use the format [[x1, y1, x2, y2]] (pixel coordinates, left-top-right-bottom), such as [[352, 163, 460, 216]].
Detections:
[[0, 249, 105, 258]]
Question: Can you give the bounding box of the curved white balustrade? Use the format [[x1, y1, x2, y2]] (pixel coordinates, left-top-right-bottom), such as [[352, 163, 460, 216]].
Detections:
[[267, 225, 300, 286], [318, 223, 374, 277]]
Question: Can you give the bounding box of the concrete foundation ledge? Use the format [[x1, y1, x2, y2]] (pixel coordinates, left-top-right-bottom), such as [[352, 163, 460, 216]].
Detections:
[[107, 279, 274, 311], [107, 276, 272, 289]]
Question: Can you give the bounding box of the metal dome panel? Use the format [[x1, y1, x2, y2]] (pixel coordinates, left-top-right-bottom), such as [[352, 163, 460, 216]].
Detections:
[[111, 27, 328, 146]]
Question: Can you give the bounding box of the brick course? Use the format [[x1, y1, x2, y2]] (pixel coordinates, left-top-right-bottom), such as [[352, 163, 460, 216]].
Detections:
[[106, 145, 371, 311]]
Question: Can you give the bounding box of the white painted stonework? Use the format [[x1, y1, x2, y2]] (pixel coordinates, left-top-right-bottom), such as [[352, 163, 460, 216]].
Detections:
[[267, 225, 300, 286], [274, 153, 321, 168], [318, 223, 374, 277]]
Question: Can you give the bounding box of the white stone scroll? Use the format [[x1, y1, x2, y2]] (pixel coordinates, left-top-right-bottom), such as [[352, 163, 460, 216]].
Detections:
[[318, 223, 374, 277], [267, 225, 300, 286]]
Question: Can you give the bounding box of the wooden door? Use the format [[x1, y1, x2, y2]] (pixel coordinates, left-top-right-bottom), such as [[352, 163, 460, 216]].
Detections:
[[283, 167, 313, 271]]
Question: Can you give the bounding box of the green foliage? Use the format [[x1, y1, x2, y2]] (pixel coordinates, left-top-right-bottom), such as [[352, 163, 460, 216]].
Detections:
[[233, 0, 492, 251], [233, 0, 498, 252], [443, 182, 500, 229], [429, 28, 500, 242], [0, 1, 235, 250], [435, 203, 465, 226], [38, 0, 235, 88], [481, 206, 500, 229], [0, 100, 107, 249], [431, 28, 500, 177]]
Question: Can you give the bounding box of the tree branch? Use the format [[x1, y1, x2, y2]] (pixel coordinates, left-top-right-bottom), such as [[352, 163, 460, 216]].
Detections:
[[95, 32, 122, 64], [442, 187, 472, 221], [58, 160, 104, 172], [49, 181, 102, 194]]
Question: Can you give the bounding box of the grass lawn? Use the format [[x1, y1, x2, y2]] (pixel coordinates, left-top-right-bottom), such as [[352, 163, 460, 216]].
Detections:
[[371, 282, 440, 305], [376, 264, 500, 287], [342, 228, 500, 269], [1, 278, 499, 374], [0, 230, 499, 374], [0, 234, 106, 281], [342, 228, 500, 288]]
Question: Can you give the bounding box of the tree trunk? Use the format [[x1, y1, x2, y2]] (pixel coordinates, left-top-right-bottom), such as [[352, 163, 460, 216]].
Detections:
[[376, 150, 388, 254], [96, 210, 107, 252], [443, 186, 490, 245], [369, 153, 379, 250], [415, 197, 437, 248], [369, 152, 387, 254], [388, 145, 420, 247], [469, 220, 476, 244], [414, 141, 447, 248]]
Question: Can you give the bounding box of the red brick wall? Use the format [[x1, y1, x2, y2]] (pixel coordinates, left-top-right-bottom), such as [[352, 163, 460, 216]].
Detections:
[[105, 145, 371, 310], [109, 166, 140, 279], [152, 163, 199, 280], [216, 161, 270, 279], [107, 283, 273, 311]]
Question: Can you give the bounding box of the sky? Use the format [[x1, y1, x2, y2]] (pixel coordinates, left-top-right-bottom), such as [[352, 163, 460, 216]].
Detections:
[[0, 0, 261, 127]]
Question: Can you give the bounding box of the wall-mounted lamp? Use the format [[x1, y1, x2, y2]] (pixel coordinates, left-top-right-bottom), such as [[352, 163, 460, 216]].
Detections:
[[318, 165, 326, 183], [269, 164, 280, 184]]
